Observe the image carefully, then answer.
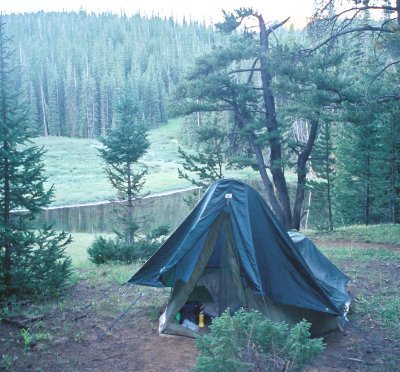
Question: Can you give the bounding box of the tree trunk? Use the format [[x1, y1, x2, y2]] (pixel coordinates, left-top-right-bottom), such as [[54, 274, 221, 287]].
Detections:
[[40, 81, 49, 136], [327, 174, 334, 232], [127, 164, 134, 245], [234, 106, 286, 226], [257, 15, 292, 229], [325, 124, 334, 232], [365, 154, 371, 225], [292, 163, 307, 231], [250, 135, 286, 225], [291, 119, 319, 230], [2, 139, 11, 289]]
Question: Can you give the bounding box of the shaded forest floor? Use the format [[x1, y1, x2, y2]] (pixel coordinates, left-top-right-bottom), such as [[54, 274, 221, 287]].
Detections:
[[1, 240, 400, 371]]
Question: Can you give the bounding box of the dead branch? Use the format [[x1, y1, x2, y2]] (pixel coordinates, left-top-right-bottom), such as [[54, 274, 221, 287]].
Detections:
[[2, 314, 45, 329], [229, 68, 262, 74], [305, 25, 395, 54], [369, 59, 400, 86]]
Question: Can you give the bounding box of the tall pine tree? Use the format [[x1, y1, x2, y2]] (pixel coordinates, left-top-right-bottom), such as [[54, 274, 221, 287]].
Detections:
[[309, 121, 336, 231], [0, 21, 71, 299], [99, 83, 150, 244]]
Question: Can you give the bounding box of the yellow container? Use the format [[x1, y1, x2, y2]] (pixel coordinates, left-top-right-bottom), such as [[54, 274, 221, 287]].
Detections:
[[198, 312, 205, 328]]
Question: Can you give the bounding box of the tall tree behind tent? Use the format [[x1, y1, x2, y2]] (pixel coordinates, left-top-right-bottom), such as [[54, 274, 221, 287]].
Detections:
[[327, 6, 397, 226], [173, 8, 349, 230]]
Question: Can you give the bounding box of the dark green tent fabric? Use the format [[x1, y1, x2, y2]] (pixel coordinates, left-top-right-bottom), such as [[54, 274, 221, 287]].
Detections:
[[129, 179, 350, 319], [287, 231, 349, 312]]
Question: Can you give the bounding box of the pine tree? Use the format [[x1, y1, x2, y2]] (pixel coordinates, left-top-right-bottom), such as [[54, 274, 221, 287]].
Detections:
[[329, 7, 394, 226], [309, 121, 336, 231], [0, 21, 71, 299], [178, 123, 226, 188], [334, 101, 384, 225], [98, 83, 150, 244], [177, 120, 227, 208], [383, 103, 400, 223]]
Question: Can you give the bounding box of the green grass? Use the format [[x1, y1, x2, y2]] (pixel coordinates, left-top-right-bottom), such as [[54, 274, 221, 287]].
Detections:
[[34, 119, 192, 206], [320, 247, 400, 263], [67, 232, 138, 285], [66, 232, 152, 285], [34, 136, 114, 205], [306, 224, 400, 245], [34, 118, 261, 206], [356, 293, 400, 332], [320, 245, 400, 337], [66, 232, 101, 268], [65, 232, 170, 318]]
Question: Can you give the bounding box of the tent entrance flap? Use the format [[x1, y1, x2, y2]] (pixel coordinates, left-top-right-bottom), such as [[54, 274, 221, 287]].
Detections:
[[194, 214, 246, 316], [161, 211, 246, 336]]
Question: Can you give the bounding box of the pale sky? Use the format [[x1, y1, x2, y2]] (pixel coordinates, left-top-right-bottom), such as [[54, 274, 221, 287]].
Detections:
[[1, 1, 315, 27]]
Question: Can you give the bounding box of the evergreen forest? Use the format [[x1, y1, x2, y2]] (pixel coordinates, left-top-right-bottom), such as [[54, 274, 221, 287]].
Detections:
[[3, 11, 216, 137]]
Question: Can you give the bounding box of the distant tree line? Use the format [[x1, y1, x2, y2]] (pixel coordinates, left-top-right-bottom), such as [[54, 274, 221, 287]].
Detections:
[[3, 11, 217, 138]]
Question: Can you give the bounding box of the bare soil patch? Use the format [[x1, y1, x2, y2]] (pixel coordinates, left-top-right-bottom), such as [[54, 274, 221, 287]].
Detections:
[[1, 282, 196, 371], [1, 241, 399, 371]]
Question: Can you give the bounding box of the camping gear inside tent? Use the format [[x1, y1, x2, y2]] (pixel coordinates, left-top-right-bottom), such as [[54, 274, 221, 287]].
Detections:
[[129, 179, 351, 337]]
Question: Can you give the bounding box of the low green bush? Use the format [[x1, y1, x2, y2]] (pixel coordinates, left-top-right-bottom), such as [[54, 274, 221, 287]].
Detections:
[[87, 225, 170, 264], [87, 236, 118, 264], [195, 309, 325, 372]]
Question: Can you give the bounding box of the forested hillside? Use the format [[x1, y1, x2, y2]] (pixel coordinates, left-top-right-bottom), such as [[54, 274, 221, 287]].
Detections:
[[3, 12, 217, 137]]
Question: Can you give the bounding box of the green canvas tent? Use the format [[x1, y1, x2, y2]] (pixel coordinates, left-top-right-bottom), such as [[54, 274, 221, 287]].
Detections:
[[129, 179, 350, 337]]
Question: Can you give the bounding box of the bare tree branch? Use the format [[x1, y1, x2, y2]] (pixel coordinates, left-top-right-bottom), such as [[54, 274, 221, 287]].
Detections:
[[247, 58, 259, 83], [313, 0, 334, 16], [229, 67, 262, 74], [377, 93, 400, 102], [369, 59, 400, 86], [305, 25, 395, 54], [266, 17, 291, 35], [330, 5, 396, 20]]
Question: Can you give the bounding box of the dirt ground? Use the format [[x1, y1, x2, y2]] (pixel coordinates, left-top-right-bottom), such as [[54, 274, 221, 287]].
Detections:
[[1, 241, 399, 371]]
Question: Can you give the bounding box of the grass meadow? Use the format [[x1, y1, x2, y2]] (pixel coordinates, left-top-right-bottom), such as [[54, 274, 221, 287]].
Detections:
[[34, 118, 261, 206], [306, 223, 400, 245]]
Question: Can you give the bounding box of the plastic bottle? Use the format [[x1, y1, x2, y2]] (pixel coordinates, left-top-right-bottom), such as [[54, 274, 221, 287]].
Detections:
[[198, 312, 205, 328]]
